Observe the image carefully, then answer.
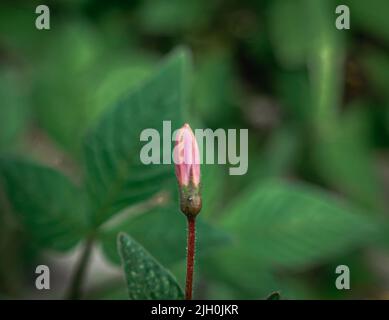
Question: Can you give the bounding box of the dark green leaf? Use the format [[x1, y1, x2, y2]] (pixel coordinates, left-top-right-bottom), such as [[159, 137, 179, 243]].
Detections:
[[221, 180, 379, 269], [83, 48, 190, 225], [266, 291, 281, 300], [118, 232, 184, 300], [0, 157, 89, 251]]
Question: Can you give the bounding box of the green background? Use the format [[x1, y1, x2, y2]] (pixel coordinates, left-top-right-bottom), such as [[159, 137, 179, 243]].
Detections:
[[1, 0, 389, 299]]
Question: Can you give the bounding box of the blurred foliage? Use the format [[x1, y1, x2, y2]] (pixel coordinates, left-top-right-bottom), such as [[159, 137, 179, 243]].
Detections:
[[1, 0, 389, 300], [0, 69, 28, 149]]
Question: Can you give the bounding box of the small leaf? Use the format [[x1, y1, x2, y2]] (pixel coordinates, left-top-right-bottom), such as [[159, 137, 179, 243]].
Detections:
[[266, 291, 281, 300], [84, 48, 190, 226], [0, 157, 89, 251], [118, 232, 184, 300]]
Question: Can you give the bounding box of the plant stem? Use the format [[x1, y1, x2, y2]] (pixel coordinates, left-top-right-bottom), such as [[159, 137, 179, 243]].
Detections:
[[66, 235, 94, 300], [185, 216, 196, 300]]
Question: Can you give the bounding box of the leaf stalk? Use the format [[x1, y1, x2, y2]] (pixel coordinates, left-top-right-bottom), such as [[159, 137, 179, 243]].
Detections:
[[66, 235, 94, 300]]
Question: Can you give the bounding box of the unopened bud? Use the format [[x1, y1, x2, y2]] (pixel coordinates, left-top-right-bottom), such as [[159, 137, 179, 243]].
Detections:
[[174, 123, 202, 218]]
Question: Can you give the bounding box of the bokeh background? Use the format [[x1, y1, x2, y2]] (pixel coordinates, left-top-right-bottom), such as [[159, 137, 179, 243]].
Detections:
[[1, 0, 389, 299]]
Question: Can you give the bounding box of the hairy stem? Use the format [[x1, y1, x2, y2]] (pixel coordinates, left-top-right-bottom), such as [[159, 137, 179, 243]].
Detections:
[[185, 216, 196, 300], [66, 235, 94, 300]]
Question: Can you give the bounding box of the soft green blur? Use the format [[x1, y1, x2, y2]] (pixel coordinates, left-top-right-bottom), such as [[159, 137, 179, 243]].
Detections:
[[1, 0, 389, 300]]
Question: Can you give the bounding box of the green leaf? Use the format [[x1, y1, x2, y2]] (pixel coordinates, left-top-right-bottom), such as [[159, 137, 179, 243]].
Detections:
[[83, 48, 190, 226], [0, 157, 89, 251], [266, 291, 281, 300], [88, 56, 154, 124], [221, 180, 379, 269], [100, 192, 229, 266], [118, 232, 184, 300]]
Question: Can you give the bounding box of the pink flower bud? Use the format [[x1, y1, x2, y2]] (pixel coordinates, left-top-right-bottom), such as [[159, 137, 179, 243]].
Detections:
[[174, 123, 200, 187], [174, 123, 201, 217]]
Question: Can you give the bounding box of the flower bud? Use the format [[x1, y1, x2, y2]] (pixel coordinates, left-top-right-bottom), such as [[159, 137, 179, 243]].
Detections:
[[174, 123, 201, 218]]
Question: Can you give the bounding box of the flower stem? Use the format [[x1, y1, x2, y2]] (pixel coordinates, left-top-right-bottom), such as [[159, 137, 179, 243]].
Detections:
[[185, 216, 196, 300], [66, 235, 94, 300]]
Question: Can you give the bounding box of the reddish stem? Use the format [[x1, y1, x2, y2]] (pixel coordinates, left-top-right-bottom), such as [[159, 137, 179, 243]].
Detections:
[[185, 216, 196, 300]]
